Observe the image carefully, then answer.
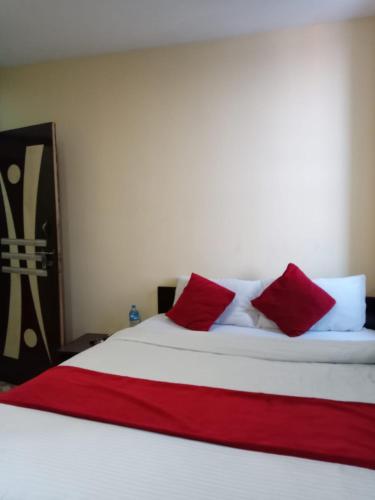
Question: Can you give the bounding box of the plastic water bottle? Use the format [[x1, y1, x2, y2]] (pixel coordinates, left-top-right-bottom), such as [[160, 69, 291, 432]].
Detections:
[[129, 305, 141, 327]]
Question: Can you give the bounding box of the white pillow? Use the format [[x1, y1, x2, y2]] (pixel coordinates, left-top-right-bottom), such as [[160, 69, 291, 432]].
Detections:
[[311, 275, 366, 331], [174, 276, 190, 305], [174, 275, 262, 328], [256, 275, 366, 332]]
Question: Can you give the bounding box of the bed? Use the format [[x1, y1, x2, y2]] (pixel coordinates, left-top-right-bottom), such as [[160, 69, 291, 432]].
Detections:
[[0, 284, 374, 499]]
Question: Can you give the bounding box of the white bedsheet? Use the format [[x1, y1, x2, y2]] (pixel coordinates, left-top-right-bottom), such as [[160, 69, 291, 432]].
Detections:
[[108, 314, 375, 364], [0, 315, 374, 500]]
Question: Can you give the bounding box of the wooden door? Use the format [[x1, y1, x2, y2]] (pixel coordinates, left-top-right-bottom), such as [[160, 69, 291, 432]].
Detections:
[[0, 123, 64, 383]]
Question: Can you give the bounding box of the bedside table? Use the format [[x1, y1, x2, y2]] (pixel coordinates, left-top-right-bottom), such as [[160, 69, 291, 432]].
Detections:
[[58, 333, 109, 363]]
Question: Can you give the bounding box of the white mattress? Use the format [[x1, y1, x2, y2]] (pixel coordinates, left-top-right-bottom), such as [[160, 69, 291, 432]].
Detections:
[[0, 315, 374, 500]]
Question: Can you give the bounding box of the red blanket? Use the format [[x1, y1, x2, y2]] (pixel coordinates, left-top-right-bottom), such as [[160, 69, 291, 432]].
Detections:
[[1, 366, 375, 470]]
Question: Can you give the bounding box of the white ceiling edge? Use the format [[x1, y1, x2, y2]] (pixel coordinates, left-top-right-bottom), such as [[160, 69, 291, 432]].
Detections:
[[1, 0, 375, 67]]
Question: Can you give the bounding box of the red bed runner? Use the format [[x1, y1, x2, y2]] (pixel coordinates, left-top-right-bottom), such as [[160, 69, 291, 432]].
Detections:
[[1, 365, 375, 470]]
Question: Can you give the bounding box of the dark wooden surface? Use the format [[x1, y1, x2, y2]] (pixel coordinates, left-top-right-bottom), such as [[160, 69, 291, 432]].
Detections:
[[58, 333, 109, 362], [0, 123, 63, 384]]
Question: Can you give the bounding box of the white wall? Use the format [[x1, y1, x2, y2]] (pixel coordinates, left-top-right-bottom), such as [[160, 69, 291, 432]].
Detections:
[[0, 18, 374, 339]]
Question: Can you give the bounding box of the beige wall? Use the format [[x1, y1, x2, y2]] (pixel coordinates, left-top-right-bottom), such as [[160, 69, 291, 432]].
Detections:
[[1, 18, 374, 339]]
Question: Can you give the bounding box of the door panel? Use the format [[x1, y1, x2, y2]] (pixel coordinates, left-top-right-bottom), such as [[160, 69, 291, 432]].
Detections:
[[0, 123, 64, 383]]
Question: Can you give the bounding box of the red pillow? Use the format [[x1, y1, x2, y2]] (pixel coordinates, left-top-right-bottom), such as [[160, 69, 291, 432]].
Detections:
[[251, 263, 336, 337], [166, 273, 235, 331]]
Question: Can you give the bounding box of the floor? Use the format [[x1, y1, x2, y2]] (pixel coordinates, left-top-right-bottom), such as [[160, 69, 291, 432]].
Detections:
[[0, 381, 14, 392]]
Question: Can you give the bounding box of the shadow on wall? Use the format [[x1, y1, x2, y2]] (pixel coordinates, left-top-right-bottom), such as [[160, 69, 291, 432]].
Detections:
[[348, 19, 375, 294]]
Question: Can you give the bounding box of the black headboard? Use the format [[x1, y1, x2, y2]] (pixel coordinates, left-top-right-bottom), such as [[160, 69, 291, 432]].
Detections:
[[157, 286, 375, 330], [366, 297, 375, 330], [158, 287, 176, 314]]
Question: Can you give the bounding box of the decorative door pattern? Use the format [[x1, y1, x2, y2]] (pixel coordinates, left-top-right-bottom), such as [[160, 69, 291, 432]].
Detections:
[[0, 123, 63, 383]]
